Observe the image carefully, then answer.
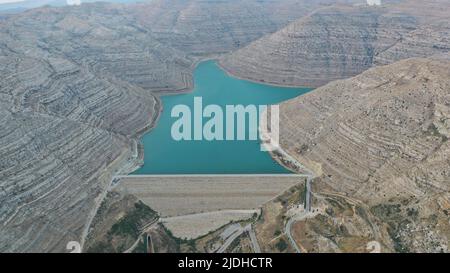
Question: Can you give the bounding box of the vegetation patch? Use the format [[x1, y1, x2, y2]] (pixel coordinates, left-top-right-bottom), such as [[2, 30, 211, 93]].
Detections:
[[110, 201, 157, 238], [86, 200, 157, 253], [275, 238, 288, 252]]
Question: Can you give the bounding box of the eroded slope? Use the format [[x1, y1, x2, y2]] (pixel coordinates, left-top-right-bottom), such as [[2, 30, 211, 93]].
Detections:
[[0, 0, 334, 252], [278, 58, 450, 252], [221, 0, 450, 87]]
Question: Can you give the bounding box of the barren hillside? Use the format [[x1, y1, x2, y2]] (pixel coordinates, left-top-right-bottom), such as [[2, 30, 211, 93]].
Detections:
[[221, 0, 450, 87], [0, 0, 347, 253], [277, 58, 450, 252], [1, 0, 449, 253]]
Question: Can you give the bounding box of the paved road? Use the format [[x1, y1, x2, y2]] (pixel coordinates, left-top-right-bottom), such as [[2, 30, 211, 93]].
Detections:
[[284, 177, 313, 253], [286, 216, 302, 253], [318, 190, 382, 241], [80, 182, 114, 251], [248, 226, 261, 253], [124, 219, 158, 253], [217, 224, 249, 253], [305, 178, 312, 212], [285, 211, 313, 253], [217, 224, 262, 253], [271, 144, 316, 253]]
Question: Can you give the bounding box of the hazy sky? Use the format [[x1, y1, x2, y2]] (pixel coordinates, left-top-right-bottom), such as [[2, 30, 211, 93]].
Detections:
[[0, 0, 25, 4], [0, 0, 79, 6], [367, 0, 381, 5], [0, 0, 381, 5]]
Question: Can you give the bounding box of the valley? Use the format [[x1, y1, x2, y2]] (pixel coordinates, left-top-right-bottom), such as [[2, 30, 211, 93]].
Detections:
[[0, 0, 449, 253]]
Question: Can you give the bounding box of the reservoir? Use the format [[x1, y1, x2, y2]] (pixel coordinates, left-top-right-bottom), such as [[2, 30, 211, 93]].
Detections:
[[134, 60, 311, 174]]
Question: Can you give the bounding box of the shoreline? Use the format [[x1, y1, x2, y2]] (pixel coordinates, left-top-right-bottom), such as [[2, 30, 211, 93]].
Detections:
[[151, 54, 226, 96], [128, 54, 225, 174], [81, 55, 224, 250], [258, 107, 315, 177], [81, 55, 316, 251], [125, 56, 317, 178], [216, 58, 316, 90], [80, 93, 162, 250]]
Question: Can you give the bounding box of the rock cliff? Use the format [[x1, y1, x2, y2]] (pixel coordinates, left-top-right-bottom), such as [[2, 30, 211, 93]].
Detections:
[[221, 0, 450, 87], [278, 58, 450, 252], [0, 0, 341, 252]]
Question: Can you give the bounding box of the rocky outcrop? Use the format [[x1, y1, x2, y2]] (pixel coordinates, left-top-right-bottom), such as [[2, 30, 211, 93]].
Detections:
[[0, 4, 193, 92], [1, 0, 449, 253], [221, 0, 450, 87], [0, 52, 157, 252], [0, 3, 180, 253], [129, 0, 358, 55], [278, 58, 450, 252], [0, 0, 341, 253]]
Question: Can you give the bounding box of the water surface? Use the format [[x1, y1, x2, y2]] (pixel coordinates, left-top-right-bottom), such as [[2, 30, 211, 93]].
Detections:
[[134, 60, 312, 174]]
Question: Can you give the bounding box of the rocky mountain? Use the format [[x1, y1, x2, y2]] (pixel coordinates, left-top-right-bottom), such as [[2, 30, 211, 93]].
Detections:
[[1, 0, 449, 253], [0, 0, 351, 253], [129, 0, 362, 55], [277, 57, 450, 252], [220, 0, 450, 87], [0, 54, 157, 252]]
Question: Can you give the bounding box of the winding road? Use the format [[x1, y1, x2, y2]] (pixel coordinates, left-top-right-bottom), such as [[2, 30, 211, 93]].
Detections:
[[269, 144, 315, 253], [217, 224, 261, 253], [123, 218, 158, 253]]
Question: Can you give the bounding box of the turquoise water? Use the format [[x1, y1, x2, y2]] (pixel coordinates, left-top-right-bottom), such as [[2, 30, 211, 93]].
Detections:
[[134, 60, 312, 174]]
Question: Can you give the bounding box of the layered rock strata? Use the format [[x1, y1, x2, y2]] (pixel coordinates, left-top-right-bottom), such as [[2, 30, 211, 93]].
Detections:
[[221, 0, 450, 87], [278, 58, 450, 252]]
